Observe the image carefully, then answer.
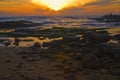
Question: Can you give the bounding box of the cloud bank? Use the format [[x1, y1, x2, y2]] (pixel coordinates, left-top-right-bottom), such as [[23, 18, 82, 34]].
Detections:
[[0, 0, 119, 16]]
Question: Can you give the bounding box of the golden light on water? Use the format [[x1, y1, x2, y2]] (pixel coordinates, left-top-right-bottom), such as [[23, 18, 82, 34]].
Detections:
[[32, 0, 96, 11]]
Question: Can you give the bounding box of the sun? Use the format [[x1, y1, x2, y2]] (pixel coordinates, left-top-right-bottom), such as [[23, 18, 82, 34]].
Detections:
[[32, 0, 71, 11], [32, 0, 94, 11]]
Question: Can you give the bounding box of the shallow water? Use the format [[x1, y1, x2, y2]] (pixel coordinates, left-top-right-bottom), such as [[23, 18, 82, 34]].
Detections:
[[0, 37, 62, 47], [0, 16, 120, 47]]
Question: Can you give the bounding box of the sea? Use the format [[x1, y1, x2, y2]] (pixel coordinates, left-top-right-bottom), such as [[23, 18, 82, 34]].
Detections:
[[0, 16, 120, 28], [0, 16, 120, 47]]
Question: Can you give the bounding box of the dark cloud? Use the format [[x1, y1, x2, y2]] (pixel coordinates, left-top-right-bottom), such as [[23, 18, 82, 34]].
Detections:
[[85, 0, 120, 6]]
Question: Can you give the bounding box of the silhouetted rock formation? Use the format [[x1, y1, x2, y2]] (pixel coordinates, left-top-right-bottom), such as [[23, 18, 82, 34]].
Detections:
[[96, 14, 120, 22]]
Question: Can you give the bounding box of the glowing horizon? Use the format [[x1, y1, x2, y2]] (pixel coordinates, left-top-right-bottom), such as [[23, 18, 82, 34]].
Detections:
[[0, 0, 119, 16], [32, 0, 71, 11], [32, 0, 95, 11]]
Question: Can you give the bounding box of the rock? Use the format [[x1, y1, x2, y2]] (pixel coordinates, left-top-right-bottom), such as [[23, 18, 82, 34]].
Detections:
[[110, 48, 120, 62], [119, 40, 120, 44], [80, 47, 92, 53], [82, 54, 101, 69], [113, 34, 120, 40], [63, 36, 80, 42], [31, 42, 41, 49], [74, 52, 82, 60], [43, 40, 63, 47], [67, 41, 83, 48], [108, 64, 120, 75], [83, 41, 95, 48], [5, 60, 11, 63], [64, 74, 76, 80], [42, 42, 50, 47], [86, 74, 102, 80], [83, 31, 111, 43], [93, 43, 113, 57], [33, 76, 49, 80]]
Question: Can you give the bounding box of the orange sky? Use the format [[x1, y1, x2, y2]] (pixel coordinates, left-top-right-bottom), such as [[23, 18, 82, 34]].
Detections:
[[0, 0, 120, 16]]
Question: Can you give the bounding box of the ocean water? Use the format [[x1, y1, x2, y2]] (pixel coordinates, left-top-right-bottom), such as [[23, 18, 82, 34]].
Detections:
[[0, 16, 120, 28], [0, 16, 120, 47]]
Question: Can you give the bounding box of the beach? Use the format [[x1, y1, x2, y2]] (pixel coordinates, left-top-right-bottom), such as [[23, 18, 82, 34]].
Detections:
[[0, 26, 120, 80]]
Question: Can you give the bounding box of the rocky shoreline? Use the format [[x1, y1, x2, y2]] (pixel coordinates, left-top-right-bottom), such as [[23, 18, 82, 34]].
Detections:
[[0, 28, 120, 80]]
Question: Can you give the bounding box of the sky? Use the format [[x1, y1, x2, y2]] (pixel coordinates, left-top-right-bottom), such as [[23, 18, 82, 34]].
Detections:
[[0, 0, 120, 16]]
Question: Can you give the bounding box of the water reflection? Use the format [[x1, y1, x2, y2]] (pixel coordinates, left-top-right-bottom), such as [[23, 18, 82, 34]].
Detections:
[[0, 37, 62, 47]]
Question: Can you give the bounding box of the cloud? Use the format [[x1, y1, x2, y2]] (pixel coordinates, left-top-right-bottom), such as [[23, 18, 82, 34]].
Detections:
[[0, 0, 119, 16], [85, 0, 120, 6]]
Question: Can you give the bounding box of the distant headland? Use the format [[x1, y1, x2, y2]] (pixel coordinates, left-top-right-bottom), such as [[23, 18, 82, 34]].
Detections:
[[95, 14, 120, 22]]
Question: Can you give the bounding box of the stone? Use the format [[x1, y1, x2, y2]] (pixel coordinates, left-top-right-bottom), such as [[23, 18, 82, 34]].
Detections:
[[93, 43, 113, 57], [113, 34, 120, 40], [108, 64, 120, 75], [64, 74, 76, 80], [87, 74, 102, 80], [83, 31, 111, 43], [63, 36, 80, 42], [31, 42, 41, 49], [111, 48, 120, 62], [67, 41, 83, 48], [43, 40, 63, 47], [82, 54, 101, 69]]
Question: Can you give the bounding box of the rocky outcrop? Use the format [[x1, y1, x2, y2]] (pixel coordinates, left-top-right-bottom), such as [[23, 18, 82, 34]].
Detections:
[[83, 31, 111, 43], [63, 36, 80, 42]]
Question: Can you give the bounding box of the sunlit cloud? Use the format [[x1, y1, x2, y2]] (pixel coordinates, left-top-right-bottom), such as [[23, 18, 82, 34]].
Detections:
[[32, 0, 96, 11], [0, 0, 119, 16]]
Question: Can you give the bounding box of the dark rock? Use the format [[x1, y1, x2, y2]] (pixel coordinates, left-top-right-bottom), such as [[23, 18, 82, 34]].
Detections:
[[63, 36, 80, 42], [67, 41, 83, 48], [74, 52, 82, 60], [64, 74, 76, 80], [93, 43, 113, 57], [83, 41, 95, 48], [42, 42, 50, 47], [43, 40, 63, 47], [16, 62, 23, 68], [82, 54, 101, 69], [31, 42, 41, 49], [113, 34, 120, 40], [33, 76, 49, 80], [80, 47, 92, 53], [87, 74, 102, 80], [111, 48, 120, 62], [108, 64, 120, 75], [5, 60, 11, 63], [95, 14, 120, 22], [83, 31, 111, 43]]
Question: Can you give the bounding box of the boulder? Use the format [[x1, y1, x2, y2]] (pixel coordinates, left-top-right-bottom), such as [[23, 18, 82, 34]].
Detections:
[[110, 48, 120, 62], [67, 41, 83, 48], [82, 54, 101, 69], [63, 36, 80, 42], [43, 40, 63, 47], [83, 31, 111, 43], [64, 74, 76, 80], [108, 64, 120, 75], [113, 34, 120, 40], [93, 43, 113, 57], [86, 74, 102, 80], [31, 42, 41, 49]]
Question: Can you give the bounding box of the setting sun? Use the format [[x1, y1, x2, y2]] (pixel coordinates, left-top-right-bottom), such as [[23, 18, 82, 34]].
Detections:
[[32, 0, 73, 11]]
